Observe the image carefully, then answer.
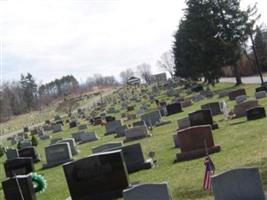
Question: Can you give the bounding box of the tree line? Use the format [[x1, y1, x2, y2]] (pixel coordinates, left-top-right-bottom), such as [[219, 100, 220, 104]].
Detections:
[[0, 73, 120, 122]]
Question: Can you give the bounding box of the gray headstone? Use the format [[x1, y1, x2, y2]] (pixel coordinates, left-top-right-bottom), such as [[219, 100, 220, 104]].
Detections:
[[212, 167, 266, 200], [105, 120, 123, 135], [57, 138, 79, 156], [91, 142, 123, 154], [235, 95, 247, 104], [125, 126, 150, 141], [19, 140, 32, 149], [123, 182, 172, 200], [79, 132, 99, 144], [177, 117, 191, 130], [256, 91, 266, 99], [141, 111, 161, 127], [78, 124, 88, 130], [5, 149, 19, 160], [43, 143, 73, 169], [172, 134, 180, 148]]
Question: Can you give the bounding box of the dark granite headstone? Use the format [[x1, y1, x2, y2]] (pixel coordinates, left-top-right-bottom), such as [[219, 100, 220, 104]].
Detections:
[[2, 174, 36, 200], [229, 88, 246, 100], [166, 103, 183, 116], [18, 147, 41, 163], [4, 157, 34, 177], [69, 120, 77, 128], [189, 109, 218, 129], [106, 143, 154, 173], [63, 151, 129, 200], [201, 102, 222, 116], [246, 107, 266, 121]]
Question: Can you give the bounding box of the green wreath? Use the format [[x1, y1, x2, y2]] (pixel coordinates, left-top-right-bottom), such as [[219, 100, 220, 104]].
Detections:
[[31, 173, 47, 193]]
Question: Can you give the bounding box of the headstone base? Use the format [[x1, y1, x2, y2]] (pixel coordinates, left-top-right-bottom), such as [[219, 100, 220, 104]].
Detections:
[[155, 120, 172, 127], [123, 134, 152, 143], [127, 158, 154, 173], [78, 137, 99, 145], [176, 145, 221, 162], [42, 158, 73, 169]]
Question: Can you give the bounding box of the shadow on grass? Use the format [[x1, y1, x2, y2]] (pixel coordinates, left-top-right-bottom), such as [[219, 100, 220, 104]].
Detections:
[[229, 121, 246, 126], [212, 85, 237, 94], [246, 157, 267, 188], [173, 187, 212, 200]]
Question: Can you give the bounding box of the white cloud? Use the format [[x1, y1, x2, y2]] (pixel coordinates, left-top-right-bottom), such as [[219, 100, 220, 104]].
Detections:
[[1, 0, 266, 84]]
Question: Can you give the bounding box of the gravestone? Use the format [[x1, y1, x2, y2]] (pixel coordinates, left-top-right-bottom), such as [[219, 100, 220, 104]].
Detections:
[[78, 124, 88, 130], [10, 137, 17, 145], [246, 106, 266, 121], [132, 120, 146, 127], [106, 143, 154, 173], [232, 100, 259, 118], [125, 126, 151, 141], [79, 132, 100, 144], [2, 174, 36, 200], [52, 124, 62, 133], [127, 113, 137, 121], [19, 139, 32, 149], [71, 131, 85, 142], [177, 117, 191, 130], [43, 143, 73, 169], [212, 167, 266, 200], [50, 137, 63, 144], [5, 148, 19, 160], [256, 91, 266, 99], [23, 126, 29, 132], [4, 157, 34, 177], [190, 84, 203, 92], [201, 102, 222, 116], [69, 120, 77, 128], [229, 88, 246, 100], [114, 125, 128, 138], [141, 110, 161, 127], [57, 138, 79, 156], [189, 109, 218, 129], [176, 125, 221, 162], [92, 142, 123, 154], [105, 120, 123, 135], [63, 151, 129, 200], [181, 99, 193, 108], [166, 103, 183, 116], [235, 95, 247, 104], [256, 86, 267, 92], [192, 94, 204, 102], [127, 105, 134, 112], [18, 147, 41, 163], [123, 182, 172, 200], [173, 134, 180, 148], [218, 90, 229, 98]]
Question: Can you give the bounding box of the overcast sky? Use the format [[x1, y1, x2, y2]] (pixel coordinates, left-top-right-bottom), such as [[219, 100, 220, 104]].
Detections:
[[1, 0, 266, 84]]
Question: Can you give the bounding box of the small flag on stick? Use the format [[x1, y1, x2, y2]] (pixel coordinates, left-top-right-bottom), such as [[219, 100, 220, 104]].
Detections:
[[203, 139, 215, 190]]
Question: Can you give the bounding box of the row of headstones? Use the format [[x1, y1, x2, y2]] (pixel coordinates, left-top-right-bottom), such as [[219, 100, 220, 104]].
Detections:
[[3, 152, 266, 200]]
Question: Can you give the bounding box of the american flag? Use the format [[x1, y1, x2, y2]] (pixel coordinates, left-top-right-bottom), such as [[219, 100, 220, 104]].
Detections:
[[203, 156, 215, 190]]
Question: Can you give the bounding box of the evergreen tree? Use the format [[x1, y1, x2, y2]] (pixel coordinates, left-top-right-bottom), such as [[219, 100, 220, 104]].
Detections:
[[254, 27, 267, 71], [20, 73, 38, 111]]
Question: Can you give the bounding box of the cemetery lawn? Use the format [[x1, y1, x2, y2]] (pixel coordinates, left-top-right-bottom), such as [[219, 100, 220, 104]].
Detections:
[[1, 82, 267, 200]]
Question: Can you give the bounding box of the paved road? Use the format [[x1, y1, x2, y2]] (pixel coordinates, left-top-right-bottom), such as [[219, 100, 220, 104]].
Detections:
[[220, 76, 267, 84]]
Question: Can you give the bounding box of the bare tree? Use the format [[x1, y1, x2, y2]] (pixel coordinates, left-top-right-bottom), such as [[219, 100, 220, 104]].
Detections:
[[136, 63, 152, 84], [120, 68, 134, 84], [157, 50, 175, 78]]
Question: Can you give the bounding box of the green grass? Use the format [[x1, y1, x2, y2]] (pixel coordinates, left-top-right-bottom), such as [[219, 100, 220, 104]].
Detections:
[[1, 82, 267, 200]]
